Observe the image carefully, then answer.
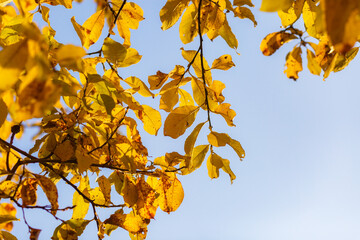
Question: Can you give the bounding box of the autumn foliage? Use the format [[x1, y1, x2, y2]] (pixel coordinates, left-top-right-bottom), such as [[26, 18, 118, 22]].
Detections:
[[0, 0, 358, 239]]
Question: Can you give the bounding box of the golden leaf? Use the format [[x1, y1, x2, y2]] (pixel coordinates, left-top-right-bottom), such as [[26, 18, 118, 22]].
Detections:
[[34, 174, 59, 216], [278, 0, 305, 27], [213, 103, 236, 126], [159, 88, 179, 112], [123, 77, 154, 98], [104, 211, 147, 234], [72, 176, 90, 219], [0, 40, 28, 91], [0, 203, 17, 232], [227, 137, 245, 160], [284, 46, 303, 80], [20, 178, 38, 206], [102, 37, 127, 65], [96, 175, 112, 205], [188, 144, 209, 172], [160, 0, 190, 30], [117, 48, 142, 68], [75, 145, 97, 173], [302, 0, 324, 39], [0, 98, 7, 128], [88, 187, 105, 205], [207, 131, 229, 147], [184, 121, 206, 155], [55, 44, 86, 67], [211, 54, 235, 70], [182, 49, 212, 86], [54, 140, 75, 162], [164, 105, 199, 139], [149, 175, 184, 213], [322, 0, 360, 53], [234, 6, 257, 26], [136, 178, 157, 219], [219, 19, 238, 49], [306, 49, 321, 75], [179, 3, 197, 44], [260, 0, 293, 12], [135, 105, 161, 135], [207, 152, 236, 183], [334, 47, 359, 72], [178, 88, 195, 106], [121, 174, 138, 207], [260, 31, 297, 56]]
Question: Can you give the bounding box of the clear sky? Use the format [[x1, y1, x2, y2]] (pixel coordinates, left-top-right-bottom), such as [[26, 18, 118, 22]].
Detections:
[[12, 0, 360, 239]]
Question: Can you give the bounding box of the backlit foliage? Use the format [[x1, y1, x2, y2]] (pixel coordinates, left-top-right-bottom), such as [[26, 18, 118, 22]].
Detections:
[[260, 0, 360, 80], [0, 0, 358, 239]]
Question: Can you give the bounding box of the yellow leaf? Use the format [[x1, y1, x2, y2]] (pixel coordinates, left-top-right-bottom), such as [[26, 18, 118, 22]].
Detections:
[[178, 88, 195, 106], [160, 88, 179, 112], [334, 47, 359, 72], [151, 175, 184, 213], [104, 211, 147, 234], [207, 131, 229, 147], [260, 31, 297, 56], [164, 105, 199, 139], [211, 54, 235, 70], [160, 0, 190, 30], [136, 178, 157, 219], [184, 121, 206, 155], [322, 0, 360, 53], [0, 40, 28, 91], [148, 71, 169, 90], [182, 49, 212, 86], [284, 46, 303, 80], [56, 44, 86, 67], [219, 19, 238, 49], [0, 181, 17, 198], [0, 231, 17, 240], [71, 10, 105, 49], [75, 146, 97, 173], [302, 0, 324, 38], [54, 140, 75, 162], [20, 178, 38, 206], [209, 80, 225, 103], [260, 0, 292, 12], [0, 203, 17, 232], [52, 219, 90, 240], [234, 6, 257, 26], [121, 174, 138, 207], [114, 1, 144, 47], [227, 137, 245, 160], [207, 152, 222, 179], [306, 49, 321, 75], [89, 187, 105, 205], [102, 38, 127, 65], [72, 176, 90, 219], [189, 144, 209, 171], [96, 176, 112, 205], [213, 103, 236, 126], [278, 0, 305, 27], [135, 105, 161, 135], [234, 0, 254, 7], [221, 157, 236, 183], [0, 99, 7, 128], [34, 174, 59, 216], [117, 48, 142, 68], [179, 3, 197, 44], [123, 76, 154, 98]]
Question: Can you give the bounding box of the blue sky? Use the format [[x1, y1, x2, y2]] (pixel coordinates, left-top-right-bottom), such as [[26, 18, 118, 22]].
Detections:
[[12, 0, 360, 239]]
